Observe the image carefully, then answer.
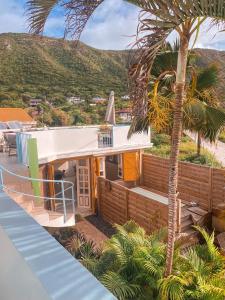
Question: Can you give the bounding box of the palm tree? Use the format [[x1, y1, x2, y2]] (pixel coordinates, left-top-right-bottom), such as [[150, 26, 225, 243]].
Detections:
[[26, 0, 225, 276], [159, 226, 225, 300], [134, 62, 225, 156], [183, 65, 225, 156]]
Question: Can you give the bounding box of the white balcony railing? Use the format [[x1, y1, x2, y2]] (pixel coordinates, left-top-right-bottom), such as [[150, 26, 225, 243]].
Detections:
[[98, 131, 113, 148], [0, 164, 75, 227]]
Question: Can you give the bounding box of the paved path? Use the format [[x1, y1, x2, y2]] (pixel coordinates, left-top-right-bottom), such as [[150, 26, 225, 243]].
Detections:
[[186, 131, 225, 167]]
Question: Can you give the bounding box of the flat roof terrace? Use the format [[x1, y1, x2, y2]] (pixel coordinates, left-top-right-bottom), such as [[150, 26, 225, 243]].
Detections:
[[17, 125, 151, 165]]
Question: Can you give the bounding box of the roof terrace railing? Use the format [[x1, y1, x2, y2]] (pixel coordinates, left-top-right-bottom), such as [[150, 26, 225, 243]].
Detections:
[[0, 164, 75, 225]]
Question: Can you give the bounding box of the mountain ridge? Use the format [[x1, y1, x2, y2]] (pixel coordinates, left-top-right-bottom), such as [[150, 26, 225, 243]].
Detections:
[[0, 33, 225, 106]]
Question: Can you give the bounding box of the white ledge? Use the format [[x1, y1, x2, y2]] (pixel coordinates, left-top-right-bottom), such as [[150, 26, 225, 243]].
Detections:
[[0, 191, 116, 300]]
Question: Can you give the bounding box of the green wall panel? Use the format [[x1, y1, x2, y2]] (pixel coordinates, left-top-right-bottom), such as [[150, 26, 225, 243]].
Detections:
[[27, 138, 40, 197]]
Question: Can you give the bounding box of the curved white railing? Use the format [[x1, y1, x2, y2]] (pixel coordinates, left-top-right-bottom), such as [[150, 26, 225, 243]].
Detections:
[[0, 164, 75, 224]]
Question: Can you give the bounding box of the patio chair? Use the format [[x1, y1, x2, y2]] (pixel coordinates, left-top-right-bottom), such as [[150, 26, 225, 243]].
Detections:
[[4, 133, 17, 156]]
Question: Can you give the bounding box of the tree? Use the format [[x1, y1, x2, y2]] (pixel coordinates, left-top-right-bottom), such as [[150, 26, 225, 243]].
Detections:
[[183, 65, 225, 156], [26, 0, 225, 276], [133, 62, 225, 157], [159, 226, 225, 300]]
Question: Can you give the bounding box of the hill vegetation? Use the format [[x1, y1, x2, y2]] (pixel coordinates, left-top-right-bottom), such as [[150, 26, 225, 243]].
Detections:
[[0, 33, 225, 125], [0, 33, 130, 103]]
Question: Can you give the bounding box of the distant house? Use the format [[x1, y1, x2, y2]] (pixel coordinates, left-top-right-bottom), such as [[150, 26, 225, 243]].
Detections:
[[29, 99, 42, 107], [91, 97, 107, 104], [67, 96, 85, 105], [0, 108, 36, 128], [121, 95, 130, 101], [116, 108, 132, 123]]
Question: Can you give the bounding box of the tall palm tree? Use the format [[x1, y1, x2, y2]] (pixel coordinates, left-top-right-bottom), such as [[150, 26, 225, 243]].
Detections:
[[26, 0, 225, 276], [132, 62, 225, 156], [183, 65, 225, 156]]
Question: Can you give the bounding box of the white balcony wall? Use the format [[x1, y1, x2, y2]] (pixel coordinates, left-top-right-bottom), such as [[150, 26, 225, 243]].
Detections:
[[19, 125, 151, 164], [113, 126, 150, 148]]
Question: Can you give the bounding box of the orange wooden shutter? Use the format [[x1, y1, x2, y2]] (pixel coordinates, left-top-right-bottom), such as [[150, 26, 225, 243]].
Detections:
[[95, 158, 100, 177], [123, 152, 139, 181]]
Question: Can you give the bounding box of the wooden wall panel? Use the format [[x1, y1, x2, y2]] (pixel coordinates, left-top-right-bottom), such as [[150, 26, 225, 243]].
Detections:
[[98, 177, 168, 234], [142, 154, 225, 211]]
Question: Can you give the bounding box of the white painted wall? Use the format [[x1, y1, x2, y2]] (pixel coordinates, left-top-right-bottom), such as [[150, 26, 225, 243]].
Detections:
[[19, 125, 151, 164], [113, 126, 150, 148]]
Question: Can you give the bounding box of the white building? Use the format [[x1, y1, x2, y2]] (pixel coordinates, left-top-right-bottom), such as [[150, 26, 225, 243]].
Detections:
[[116, 108, 132, 123], [121, 95, 130, 101], [67, 96, 85, 105]]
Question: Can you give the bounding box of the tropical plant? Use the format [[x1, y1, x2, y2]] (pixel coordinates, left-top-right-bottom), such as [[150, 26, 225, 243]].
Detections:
[[26, 0, 225, 277], [79, 222, 225, 300], [183, 65, 225, 155], [82, 221, 167, 300], [140, 63, 225, 156], [159, 226, 225, 300]]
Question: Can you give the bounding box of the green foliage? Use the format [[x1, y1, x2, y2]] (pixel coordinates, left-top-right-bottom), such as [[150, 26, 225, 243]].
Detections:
[[152, 133, 171, 147], [219, 130, 225, 143], [59, 222, 225, 300], [0, 33, 129, 101], [159, 227, 225, 300], [147, 134, 222, 168]]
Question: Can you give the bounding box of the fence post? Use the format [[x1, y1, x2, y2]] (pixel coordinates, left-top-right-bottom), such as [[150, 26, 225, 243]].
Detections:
[[61, 181, 67, 223], [177, 198, 181, 234], [71, 185, 75, 216], [209, 167, 213, 212], [125, 189, 129, 221], [0, 169, 3, 191]]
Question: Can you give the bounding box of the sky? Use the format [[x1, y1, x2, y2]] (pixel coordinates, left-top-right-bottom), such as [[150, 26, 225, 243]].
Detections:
[[1, 0, 225, 50]]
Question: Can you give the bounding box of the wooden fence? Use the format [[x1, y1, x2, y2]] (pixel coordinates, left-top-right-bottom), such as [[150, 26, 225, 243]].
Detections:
[[97, 177, 168, 234], [97, 155, 225, 233], [142, 154, 225, 211]]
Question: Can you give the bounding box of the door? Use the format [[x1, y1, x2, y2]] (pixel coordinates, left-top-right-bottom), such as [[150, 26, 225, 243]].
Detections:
[[76, 159, 91, 208]]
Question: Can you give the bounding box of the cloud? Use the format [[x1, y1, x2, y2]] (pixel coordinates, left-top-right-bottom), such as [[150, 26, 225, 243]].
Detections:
[[0, 0, 26, 33], [1, 0, 225, 51], [80, 0, 140, 50]]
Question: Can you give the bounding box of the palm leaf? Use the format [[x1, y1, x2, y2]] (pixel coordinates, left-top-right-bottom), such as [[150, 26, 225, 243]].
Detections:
[[26, 0, 140, 39], [100, 271, 142, 300]]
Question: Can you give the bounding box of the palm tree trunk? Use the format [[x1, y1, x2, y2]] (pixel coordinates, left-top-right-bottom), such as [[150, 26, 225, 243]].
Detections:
[[197, 132, 201, 156], [165, 35, 189, 277]]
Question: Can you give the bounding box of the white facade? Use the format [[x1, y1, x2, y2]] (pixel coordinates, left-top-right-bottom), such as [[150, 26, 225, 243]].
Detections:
[[19, 125, 152, 165], [121, 95, 130, 100], [67, 97, 85, 104]]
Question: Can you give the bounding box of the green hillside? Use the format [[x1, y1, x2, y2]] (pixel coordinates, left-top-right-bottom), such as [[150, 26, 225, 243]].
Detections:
[[0, 33, 129, 101], [0, 33, 225, 126]]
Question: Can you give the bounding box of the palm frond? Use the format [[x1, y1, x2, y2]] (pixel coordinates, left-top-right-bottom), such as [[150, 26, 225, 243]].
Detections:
[[196, 64, 219, 92], [100, 271, 141, 300], [130, 0, 225, 117], [27, 0, 59, 34], [159, 275, 186, 300]]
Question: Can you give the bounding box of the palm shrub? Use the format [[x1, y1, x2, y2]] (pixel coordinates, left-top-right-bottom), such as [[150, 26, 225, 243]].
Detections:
[[58, 222, 225, 299], [159, 226, 225, 300], [82, 221, 167, 300]]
